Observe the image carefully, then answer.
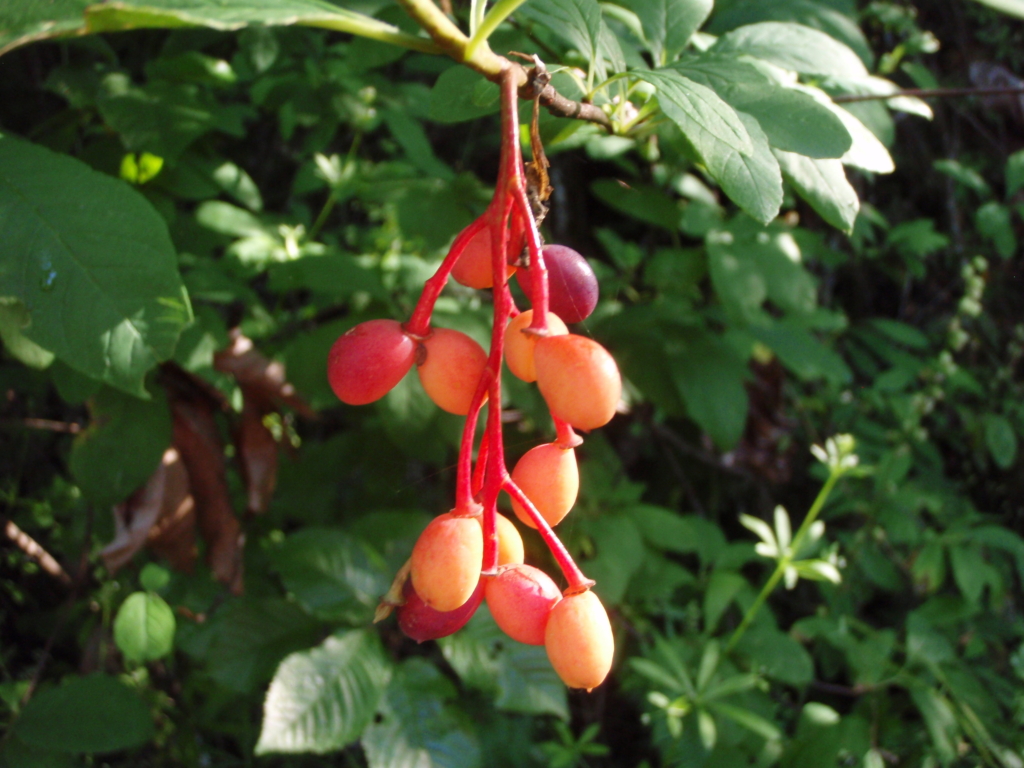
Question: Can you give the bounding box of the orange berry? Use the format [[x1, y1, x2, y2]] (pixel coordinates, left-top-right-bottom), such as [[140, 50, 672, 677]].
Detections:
[[545, 590, 614, 691], [410, 512, 482, 612], [417, 328, 488, 415], [510, 443, 578, 529], [504, 310, 569, 383], [451, 227, 516, 289], [534, 334, 621, 430]]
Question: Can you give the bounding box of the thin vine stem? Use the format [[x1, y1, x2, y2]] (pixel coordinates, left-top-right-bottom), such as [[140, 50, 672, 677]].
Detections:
[[724, 470, 841, 653]]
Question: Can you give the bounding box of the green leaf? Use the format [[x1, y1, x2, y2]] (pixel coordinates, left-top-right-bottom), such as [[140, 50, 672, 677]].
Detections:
[[70, 386, 172, 510], [707, 700, 781, 741], [0, 0, 89, 57], [621, 0, 711, 64], [775, 151, 859, 233], [382, 109, 454, 180], [703, 571, 747, 632], [81, 0, 436, 52], [975, 201, 1017, 259], [708, 0, 873, 66], [428, 66, 500, 124], [706, 218, 817, 321], [969, 0, 1024, 19], [713, 112, 784, 226], [0, 299, 55, 369], [583, 514, 646, 605], [520, 0, 603, 77], [13, 674, 154, 754], [496, 643, 569, 719], [669, 329, 749, 450], [0, 135, 191, 397], [256, 629, 391, 755], [711, 21, 868, 80], [269, 528, 390, 623], [909, 686, 958, 764], [629, 506, 726, 559], [751, 319, 852, 385], [1007, 149, 1024, 197], [933, 158, 991, 196], [362, 659, 482, 768], [674, 55, 852, 159], [636, 68, 752, 159], [735, 625, 813, 686], [590, 179, 681, 230], [113, 592, 176, 663], [949, 544, 992, 605], [97, 76, 250, 161], [201, 598, 324, 694], [984, 414, 1017, 469], [439, 607, 569, 719]]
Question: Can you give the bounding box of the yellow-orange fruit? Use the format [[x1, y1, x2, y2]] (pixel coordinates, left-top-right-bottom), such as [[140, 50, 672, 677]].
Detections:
[[485, 564, 561, 645], [410, 512, 483, 612], [451, 227, 516, 289], [472, 511, 525, 566], [534, 335, 621, 431], [510, 443, 578, 529], [545, 590, 614, 691], [504, 310, 569, 383], [494, 512, 525, 565], [417, 328, 488, 415]]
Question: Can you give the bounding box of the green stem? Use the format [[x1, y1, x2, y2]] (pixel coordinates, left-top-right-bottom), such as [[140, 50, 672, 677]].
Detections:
[[466, 0, 529, 58], [396, 0, 506, 75], [304, 15, 442, 54], [725, 470, 841, 653]]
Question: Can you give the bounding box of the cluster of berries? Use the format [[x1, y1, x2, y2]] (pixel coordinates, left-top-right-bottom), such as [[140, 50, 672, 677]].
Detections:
[[326, 70, 621, 691]]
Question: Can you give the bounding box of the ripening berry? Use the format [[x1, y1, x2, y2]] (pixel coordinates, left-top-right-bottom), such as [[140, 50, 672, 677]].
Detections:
[[545, 590, 614, 691], [485, 564, 561, 645], [417, 328, 488, 415], [534, 334, 621, 431], [504, 310, 569, 383], [398, 577, 483, 643], [327, 319, 416, 405], [410, 512, 483, 612], [451, 227, 517, 289], [516, 245, 599, 324], [494, 512, 525, 565], [510, 443, 578, 529]]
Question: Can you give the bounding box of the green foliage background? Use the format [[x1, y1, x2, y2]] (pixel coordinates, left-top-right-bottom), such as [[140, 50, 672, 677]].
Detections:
[[2, 0, 1024, 766]]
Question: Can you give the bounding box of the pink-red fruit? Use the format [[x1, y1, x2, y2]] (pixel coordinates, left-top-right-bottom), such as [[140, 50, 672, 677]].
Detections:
[[534, 335, 621, 430], [545, 590, 614, 691], [327, 319, 416, 405], [410, 512, 483, 612], [485, 564, 561, 645]]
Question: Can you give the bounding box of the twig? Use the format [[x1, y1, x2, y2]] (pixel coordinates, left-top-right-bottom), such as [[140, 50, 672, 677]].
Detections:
[[3, 519, 72, 585], [832, 85, 1024, 103], [2, 418, 82, 434]]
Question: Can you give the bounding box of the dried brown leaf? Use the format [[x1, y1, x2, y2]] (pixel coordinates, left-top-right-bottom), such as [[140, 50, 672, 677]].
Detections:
[[171, 396, 244, 594], [213, 330, 315, 418], [236, 397, 278, 515]]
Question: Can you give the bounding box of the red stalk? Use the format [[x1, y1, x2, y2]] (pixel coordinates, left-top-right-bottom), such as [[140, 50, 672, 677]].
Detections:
[[404, 215, 488, 338], [503, 476, 594, 595]]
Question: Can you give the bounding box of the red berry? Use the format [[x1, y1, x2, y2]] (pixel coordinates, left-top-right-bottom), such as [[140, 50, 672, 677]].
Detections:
[[545, 590, 614, 691], [327, 319, 416, 405], [517, 245, 599, 324], [485, 563, 561, 645], [410, 512, 483, 612], [417, 328, 489, 415], [451, 227, 517, 289], [398, 577, 483, 643]]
